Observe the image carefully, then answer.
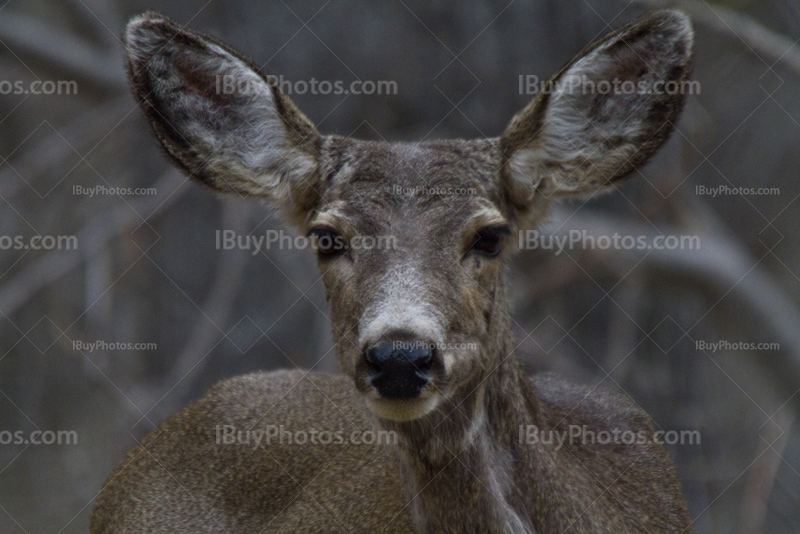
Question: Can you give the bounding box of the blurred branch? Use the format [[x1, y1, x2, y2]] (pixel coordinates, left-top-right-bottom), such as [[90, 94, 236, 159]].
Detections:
[[605, 271, 645, 382], [127, 202, 250, 422], [0, 11, 125, 92], [739, 411, 793, 534], [630, 0, 800, 74], [64, 0, 122, 48], [162, 201, 249, 398], [549, 206, 800, 409], [0, 96, 130, 199], [0, 169, 186, 316]]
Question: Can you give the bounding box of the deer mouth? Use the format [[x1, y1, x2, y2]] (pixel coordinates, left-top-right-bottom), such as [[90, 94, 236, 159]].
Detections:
[[364, 393, 441, 422]]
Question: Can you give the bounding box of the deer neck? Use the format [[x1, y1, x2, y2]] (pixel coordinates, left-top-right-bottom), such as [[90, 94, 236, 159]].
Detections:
[[377, 326, 540, 533]]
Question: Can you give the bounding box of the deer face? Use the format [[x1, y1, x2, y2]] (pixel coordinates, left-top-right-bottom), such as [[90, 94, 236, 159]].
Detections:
[[125, 11, 693, 421], [309, 138, 514, 421]]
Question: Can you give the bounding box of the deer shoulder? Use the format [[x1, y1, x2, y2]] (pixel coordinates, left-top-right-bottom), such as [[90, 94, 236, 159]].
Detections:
[[91, 370, 414, 533]]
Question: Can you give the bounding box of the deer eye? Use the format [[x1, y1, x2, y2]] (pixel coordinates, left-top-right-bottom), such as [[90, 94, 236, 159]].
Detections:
[[308, 226, 348, 257], [468, 225, 510, 257]]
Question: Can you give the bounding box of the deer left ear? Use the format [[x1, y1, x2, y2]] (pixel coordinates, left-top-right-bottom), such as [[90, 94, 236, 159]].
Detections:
[[124, 12, 324, 227], [500, 10, 693, 203]]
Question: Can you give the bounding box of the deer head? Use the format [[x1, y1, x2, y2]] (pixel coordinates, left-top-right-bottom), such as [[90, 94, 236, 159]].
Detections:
[[124, 11, 693, 424]]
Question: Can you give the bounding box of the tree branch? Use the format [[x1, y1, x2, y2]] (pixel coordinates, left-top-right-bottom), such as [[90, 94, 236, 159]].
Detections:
[[0, 169, 186, 316], [0, 11, 125, 92], [544, 206, 800, 410]]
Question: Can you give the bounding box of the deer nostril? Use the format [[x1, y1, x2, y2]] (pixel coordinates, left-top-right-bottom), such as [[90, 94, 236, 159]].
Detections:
[[408, 346, 434, 373], [364, 343, 393, 375]]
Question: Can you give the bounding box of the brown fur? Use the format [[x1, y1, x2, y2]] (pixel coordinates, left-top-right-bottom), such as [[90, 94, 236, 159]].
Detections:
[[92, 10, 694, 533]]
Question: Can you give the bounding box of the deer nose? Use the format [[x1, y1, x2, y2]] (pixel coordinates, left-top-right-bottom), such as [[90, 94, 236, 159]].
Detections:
[[363, 340, 435, 399]]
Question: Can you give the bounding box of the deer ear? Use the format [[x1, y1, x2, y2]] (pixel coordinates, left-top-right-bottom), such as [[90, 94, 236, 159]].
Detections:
[[124, 13, 322, 224], [500, 10, 693, 203]]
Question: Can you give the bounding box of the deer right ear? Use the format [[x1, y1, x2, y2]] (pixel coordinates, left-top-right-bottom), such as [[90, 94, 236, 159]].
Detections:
[[124, 13, 322, 224], [500, 10, 693, 205]]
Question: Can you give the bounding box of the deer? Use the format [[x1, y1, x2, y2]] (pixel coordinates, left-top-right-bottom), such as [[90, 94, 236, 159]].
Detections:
[[91, 9, 694, 534]]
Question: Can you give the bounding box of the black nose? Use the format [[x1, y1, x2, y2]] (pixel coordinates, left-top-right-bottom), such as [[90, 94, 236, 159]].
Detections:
[[364, 340, 435, 399]]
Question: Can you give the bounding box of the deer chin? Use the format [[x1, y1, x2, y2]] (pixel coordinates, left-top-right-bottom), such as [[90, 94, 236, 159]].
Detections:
[[366, 394, 440, 422]]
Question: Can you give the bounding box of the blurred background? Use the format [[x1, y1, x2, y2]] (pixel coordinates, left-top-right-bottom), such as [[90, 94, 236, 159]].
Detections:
[[1, 0, 799, 532]]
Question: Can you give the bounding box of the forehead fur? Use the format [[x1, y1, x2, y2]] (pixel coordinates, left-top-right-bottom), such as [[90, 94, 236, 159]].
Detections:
[[315, 137, 509, 230]]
